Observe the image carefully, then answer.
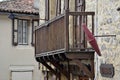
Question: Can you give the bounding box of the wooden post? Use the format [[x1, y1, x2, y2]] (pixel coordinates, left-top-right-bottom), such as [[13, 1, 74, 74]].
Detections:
[[92, 15, 94, 35], [91, 59, 95, 80], [68, 61, 70, 80], [64, 10, 69, 51]]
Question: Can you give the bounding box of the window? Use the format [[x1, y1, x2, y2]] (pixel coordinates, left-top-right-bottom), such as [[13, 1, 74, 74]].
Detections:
[[12, 19, 29, 46], [12, 19, 39, 46], [18, 20, 28, 45]]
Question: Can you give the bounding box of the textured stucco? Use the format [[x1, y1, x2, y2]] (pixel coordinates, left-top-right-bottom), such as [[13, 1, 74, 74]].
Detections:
[[0, 14, 41, 80]]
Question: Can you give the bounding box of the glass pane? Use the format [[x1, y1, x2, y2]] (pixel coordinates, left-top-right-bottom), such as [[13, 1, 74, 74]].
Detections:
[[18, 20, 23, 44], [22, 20, 28, 44]]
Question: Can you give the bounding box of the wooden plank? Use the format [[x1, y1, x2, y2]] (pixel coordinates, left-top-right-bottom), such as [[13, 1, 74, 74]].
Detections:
[[66, 52, 94, 60], [72, 60, 92, 78], [92, 15, 94, 35], [41, 61, 58, 76], [64, 10, 69, 51], [50, 61, 69, 78], [35, 16, 65, 54], [35, 14, 64, 30], [91, 59, 95, 80], [69, 12, 95, 16]]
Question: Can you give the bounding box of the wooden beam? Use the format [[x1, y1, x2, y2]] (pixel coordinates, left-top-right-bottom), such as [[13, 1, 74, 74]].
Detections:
[[69, 12, 95, 16], [40, 61, 57, 75], [66, 52, 94, 60], [50, 61, 69, 78], [64, 10, 69, 51], [91, 59, 95, 80], [72, 60, 93, 78]]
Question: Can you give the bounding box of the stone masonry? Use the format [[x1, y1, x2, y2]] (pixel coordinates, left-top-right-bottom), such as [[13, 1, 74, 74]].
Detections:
[[86, 0, 120, 80]]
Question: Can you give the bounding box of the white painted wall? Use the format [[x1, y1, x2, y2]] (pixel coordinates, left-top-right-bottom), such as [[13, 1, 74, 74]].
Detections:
[[0, 14, 43, 80]]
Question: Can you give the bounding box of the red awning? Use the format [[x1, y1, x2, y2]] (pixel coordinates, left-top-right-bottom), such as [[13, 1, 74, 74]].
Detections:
[[82, 23, 101, 56]]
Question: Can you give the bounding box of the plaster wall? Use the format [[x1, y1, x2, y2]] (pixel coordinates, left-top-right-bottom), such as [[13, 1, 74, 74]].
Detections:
[[0, 14, 43, 80]]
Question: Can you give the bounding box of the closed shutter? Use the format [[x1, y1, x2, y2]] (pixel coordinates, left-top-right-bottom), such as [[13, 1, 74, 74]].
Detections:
[[12, 19, 18, 46], [31, 20, 39, 46]]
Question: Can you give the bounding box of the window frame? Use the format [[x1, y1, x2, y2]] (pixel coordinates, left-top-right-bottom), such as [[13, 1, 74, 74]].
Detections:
[[17, 19, 29, 45]]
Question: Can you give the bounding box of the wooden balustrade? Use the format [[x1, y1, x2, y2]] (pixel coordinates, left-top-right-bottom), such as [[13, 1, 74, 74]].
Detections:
[[35, 15, 65, 55], [35, 11, 95, 55], [35, 11, 95, 80]]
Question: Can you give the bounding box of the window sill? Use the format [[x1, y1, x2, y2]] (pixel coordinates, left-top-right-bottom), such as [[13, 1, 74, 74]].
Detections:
[[14, 45, 34, 49], [18, 43, 29, 45]]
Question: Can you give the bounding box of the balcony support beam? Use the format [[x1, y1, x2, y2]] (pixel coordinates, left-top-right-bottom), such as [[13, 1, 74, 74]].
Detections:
[[71, 60, 93, 78], [40, 61, 58, 76], [49, 61, 69, 79]]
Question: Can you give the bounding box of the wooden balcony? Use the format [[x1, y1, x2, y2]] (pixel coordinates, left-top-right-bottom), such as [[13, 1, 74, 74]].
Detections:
[[35, 11, 95, 80], [35, 11, 95, 59]]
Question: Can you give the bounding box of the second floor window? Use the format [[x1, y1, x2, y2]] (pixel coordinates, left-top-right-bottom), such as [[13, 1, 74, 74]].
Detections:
[[12, 18, 39, 46], [18, 20, 28, 45]]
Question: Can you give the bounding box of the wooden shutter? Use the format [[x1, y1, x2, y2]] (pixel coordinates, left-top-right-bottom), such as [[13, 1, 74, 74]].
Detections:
[[31, 20, 39, 46], [12, 19, 18, 46]]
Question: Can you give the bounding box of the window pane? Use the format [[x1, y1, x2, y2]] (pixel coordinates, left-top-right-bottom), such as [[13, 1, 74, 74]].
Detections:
[[22, 21, 28, 44], [18, 20, 23, 44], [18, 20, 28, 45]]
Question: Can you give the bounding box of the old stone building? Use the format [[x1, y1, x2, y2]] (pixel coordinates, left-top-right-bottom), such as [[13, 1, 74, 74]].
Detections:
[[86, 0, 120, 80], [36, 0, 120, 80]]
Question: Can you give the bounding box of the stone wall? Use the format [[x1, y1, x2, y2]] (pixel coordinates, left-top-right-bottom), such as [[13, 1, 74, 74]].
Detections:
[[86, 0, 120, 80]]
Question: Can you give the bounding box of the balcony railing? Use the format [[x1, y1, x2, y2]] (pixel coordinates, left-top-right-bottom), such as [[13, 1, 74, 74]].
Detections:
[[35, 11, 95, 56]]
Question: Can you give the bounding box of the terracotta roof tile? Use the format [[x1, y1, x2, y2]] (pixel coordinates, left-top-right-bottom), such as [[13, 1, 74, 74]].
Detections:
[[0, 0, 39, 14]]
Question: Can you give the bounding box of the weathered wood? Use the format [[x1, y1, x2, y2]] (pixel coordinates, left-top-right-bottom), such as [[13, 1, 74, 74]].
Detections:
[[35, 0, 96, 79], [35, 17, 65, 54], [35, 11, 95, 55], [40, 61, 58, 76], [50, 61, 69, 78], [91, 59, 95, 80], [66, 51, 94, 60], [69, 12, 95, 16], [92, 15, 94, 34], [64, 10, 69, 51], [72, 60, 92, 78]]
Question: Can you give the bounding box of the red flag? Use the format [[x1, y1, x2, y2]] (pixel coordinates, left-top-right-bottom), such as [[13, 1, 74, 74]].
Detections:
[[82, 23, 101, 56]]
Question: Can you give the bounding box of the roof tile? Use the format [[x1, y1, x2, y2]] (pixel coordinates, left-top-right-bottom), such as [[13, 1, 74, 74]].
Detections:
[[0, 0, 39, 14]]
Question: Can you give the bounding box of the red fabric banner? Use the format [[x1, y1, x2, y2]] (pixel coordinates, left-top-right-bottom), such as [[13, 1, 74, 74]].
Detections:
[[82, 23, 101, 56]]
